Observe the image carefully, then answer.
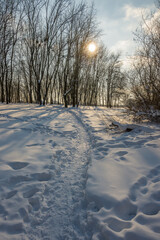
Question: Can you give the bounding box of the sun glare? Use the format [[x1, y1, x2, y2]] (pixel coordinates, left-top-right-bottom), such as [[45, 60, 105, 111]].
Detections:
[[88, 42, 97, 53]]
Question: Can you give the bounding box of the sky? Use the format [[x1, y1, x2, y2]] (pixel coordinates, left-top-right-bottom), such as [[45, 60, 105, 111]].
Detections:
[[86, 0, 156, 68]]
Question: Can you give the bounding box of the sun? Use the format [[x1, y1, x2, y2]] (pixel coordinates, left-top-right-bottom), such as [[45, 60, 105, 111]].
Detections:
[[88, 42, 97, 53]]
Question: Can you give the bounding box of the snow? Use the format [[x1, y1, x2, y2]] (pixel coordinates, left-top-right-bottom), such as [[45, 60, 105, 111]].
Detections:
[[85, 107, 160, 240], [0, 104, 160, 240]]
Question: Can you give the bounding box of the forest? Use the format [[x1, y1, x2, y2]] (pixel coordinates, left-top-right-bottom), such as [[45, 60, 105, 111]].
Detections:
[[0, 0, 160, 111]]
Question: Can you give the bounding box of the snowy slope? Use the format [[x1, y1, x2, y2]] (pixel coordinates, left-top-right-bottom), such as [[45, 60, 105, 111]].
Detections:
[[0, 104, 160, 240]]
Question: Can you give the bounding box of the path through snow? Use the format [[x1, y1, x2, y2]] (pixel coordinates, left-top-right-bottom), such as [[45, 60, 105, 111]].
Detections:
[[0, 105, 92, 240], [27, 110, 92, 240]]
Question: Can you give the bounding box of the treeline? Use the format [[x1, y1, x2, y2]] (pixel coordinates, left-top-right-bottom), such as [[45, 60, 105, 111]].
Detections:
[[1, 0, 159, 111], [128, 1, 160, 111], [0, 0, 126, 107]]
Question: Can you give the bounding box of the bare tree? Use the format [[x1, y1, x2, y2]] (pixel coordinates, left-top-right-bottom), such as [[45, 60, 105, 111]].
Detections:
[[129, 2, 160, 110], [0, 0, 23, 103], [0, 0, 126, 107]]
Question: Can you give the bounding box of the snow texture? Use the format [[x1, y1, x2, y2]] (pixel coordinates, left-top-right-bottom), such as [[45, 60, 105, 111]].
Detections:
[[0, 104, 160, 240]]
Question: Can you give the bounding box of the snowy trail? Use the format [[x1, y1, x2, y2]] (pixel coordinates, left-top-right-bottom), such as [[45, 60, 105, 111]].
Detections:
[[26, 110, 92, 240], [0, 105, 92, 240]]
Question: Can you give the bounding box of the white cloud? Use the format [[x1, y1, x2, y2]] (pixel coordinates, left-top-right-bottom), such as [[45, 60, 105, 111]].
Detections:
[[110, 40, 137, 69], [123, 4, 149, 21], [94, 1, 156, 70], [111, 40, 135, 54], [122, 4, 154, 36]]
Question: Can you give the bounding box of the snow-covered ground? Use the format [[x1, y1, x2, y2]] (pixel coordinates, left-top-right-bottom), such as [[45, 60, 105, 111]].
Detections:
[[0, 104, 160, 240]]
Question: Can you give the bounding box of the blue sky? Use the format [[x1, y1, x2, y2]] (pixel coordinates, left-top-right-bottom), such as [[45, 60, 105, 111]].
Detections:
[[86, 0, 156, 67]]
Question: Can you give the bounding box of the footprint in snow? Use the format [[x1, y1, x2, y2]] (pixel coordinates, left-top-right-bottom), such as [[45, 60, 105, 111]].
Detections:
[[116, 151, 128, 157], [99, 167, 160, 239], [5, 190, 17, 199], [31, 172, 52, 181], [49, 140, 57, 147], [8, 162, 29, 170], [119, 156, 128, 161], [141, 203, 160, 215], [28, 197, 40, 211], [129, 176, 148, 201], [151, 191, 160, 201], [9, 175, 31, 184], [0, 204, 8, 216], [107, 217, 132, 232], [114, 198, 137, 220], [0, 222, 25, 234], [23, 187, 39, 198], [96, 146, 109, 153], [129, 165, 160, 217], [19, 208, 29, 222]]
